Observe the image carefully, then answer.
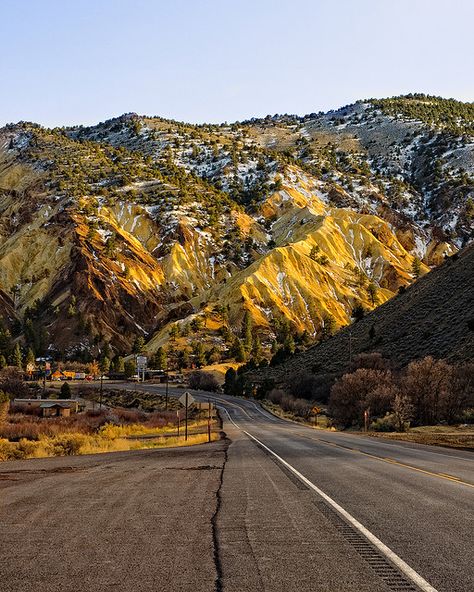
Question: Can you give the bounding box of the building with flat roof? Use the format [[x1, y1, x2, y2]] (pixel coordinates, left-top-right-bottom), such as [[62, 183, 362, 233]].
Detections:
[[13, 399, 81, 414]]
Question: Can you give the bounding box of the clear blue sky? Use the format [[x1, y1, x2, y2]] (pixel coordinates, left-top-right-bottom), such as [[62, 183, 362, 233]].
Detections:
[[1, 0, 472, 127]]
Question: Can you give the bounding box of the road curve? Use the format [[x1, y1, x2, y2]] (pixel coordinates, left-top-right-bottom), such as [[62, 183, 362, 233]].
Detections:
[[126, 384, 473, 592]]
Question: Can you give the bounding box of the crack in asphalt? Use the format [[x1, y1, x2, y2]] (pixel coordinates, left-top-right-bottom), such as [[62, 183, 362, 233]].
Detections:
[[211, 438, 229, 592], [164, 465, 221, 471]]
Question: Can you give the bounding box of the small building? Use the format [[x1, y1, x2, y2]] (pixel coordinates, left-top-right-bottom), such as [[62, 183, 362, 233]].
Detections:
[[50, 370, 85, 381], [40, 402, 71, 417], [13, 399, 81, 414]]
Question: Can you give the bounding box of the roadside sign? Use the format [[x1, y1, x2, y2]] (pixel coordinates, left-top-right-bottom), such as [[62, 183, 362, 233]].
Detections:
[[179, 392, 195, 407], [311, 406, 322, 416], [136, 355, 147, 382], [196, 401, 212, 411], [178, 392, 194, 441], [26, 363, 35, 373], [136, 355, 147, 369]]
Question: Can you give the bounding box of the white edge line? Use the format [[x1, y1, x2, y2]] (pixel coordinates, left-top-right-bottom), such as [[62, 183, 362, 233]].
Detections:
[[220, 406, 438, 592]]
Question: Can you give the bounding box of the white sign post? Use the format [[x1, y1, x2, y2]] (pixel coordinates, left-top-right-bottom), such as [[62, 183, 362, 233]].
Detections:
[[179, 391, 195, 440], [136, 355, 147, 382]]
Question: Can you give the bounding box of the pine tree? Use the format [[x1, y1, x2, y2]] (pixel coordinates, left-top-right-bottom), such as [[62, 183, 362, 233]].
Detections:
[[100, 356, 111, 374], [0, 390, 9, 423], [320, 313, 336, 341], [352, 303, 365, 322], [0, 325, 11, 356], [242, 311, 252, 350], [367, 282, 378, 306], [12, 343, 22, 369], [26, 348, 35, 366], [192, 342, 207, 368], [232, 337, 247, 363], [152, 347, 168, 370], [133, 335, 145, 354], [299, 330, 312, 347], [60, 381, 71, 399], [309, 245, 320, 260], [182, 348, 191, 369], [274, 317, 291, 344], [104, 234, 117, 257], [114, 356, 125, 373], [411, 257, 421, 279], [190, 317, 204, 332], [176, 348, 190, 370], [102, 342, 112, 360], [67, 295, 77, 317], [251, 335, 263, 365], [124, 360, 135, 378], [283, 334, 296, 354], [224, 367, 237, 395], [465, 197, 474, 220]]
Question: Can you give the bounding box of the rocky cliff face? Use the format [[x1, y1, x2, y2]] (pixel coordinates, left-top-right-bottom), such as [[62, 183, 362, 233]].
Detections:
[[0, 95, 471, 360]]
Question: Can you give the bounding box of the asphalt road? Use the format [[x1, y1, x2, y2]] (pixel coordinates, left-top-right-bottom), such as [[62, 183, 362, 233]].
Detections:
[[2, 383, 473, 592], [0, 443, 226, 592], [125, 384, 474, 592], [217, 393, 473, 592]]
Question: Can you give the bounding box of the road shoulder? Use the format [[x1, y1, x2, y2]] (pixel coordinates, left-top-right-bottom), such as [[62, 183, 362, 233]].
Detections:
[[0, 442, 227, 592]]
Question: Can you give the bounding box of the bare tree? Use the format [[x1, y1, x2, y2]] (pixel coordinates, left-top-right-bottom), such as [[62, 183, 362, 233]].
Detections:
[[329, 368, 394, 428], [400, 357, 451, 425], [440, 363, 474, 422], [392, 393, 414, 432]]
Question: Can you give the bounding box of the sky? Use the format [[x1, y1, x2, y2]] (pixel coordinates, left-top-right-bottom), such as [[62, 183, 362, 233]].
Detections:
[[1, 0, 473, 127]]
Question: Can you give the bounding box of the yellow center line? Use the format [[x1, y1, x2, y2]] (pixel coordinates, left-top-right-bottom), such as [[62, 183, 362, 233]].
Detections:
[[297, 434, 474, 489], [218, 399, 473, 488], [435, 473, 461, 481]]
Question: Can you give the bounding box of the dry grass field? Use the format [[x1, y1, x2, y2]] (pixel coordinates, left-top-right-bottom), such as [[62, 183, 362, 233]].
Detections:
[[0, 389, 220, 461], [369, 425, 474, 450]]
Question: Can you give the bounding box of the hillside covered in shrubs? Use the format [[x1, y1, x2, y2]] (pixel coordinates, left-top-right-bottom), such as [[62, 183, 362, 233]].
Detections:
[[0, 94, 472, 371], [239, 243, 474, 430]]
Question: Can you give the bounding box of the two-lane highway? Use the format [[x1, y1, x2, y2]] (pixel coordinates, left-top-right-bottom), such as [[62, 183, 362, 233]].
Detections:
[[113, 383, 474, 591], [213, 393, 473, 592]]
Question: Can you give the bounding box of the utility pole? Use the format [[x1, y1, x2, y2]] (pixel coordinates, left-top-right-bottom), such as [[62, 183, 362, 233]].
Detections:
[[185, 391, 188, 441], [207, 398, 211, 443], [165, 367, 169, 410], [349, 329, 352, 364], [177, 410, 180, 438], [99, 373, 103, 410]]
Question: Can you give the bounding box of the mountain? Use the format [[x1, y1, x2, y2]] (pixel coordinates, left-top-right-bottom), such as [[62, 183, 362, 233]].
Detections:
[[247, 242, 474, 386], [0, 95, 472, 362]]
